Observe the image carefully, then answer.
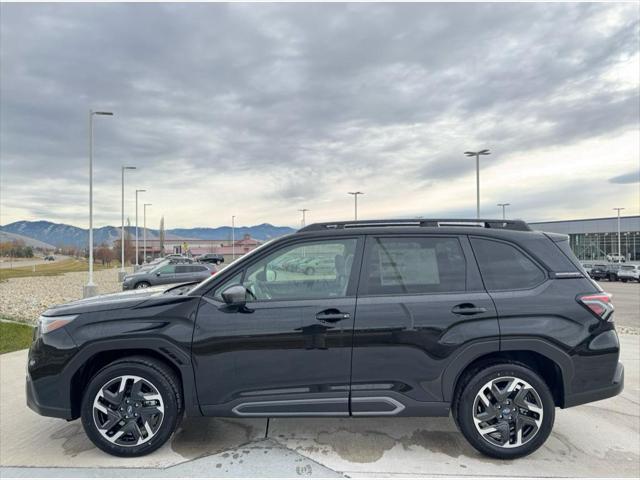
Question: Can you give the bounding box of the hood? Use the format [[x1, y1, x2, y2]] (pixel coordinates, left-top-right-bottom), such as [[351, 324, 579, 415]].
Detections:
[[43, 285, 175, 316]]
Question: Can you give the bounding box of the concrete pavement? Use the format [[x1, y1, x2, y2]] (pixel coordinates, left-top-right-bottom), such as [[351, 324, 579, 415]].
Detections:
[[1, 335, 638, 478]]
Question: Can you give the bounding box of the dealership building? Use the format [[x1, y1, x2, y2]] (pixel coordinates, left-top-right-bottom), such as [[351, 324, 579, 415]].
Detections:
[[529, 215, 640, 262]]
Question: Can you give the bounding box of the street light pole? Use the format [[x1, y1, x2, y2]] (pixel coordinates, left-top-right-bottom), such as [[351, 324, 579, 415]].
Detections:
[[613, 207, 625, 259], [143, 203, 152, 264], [231, 215, 236, 260], [84, 109, 113, 299], [464, 150, 490, 219], [298, 208, 309, 227], [134, 189, 146, 270], [497, 203, 510, 220], [119, 166, 136, 281], [348, 192, 364, 220]]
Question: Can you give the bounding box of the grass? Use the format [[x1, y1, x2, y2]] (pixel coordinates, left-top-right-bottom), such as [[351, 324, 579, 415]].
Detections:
[[0, 258, 112, 280], [0, 321, 34, 354]]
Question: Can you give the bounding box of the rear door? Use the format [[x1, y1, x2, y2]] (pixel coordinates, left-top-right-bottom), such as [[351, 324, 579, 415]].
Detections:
[[350, 234, 498, 415]]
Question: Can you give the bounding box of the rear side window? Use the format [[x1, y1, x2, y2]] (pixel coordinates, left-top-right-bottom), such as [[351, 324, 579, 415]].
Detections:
[[361, 236, 466, 295], [471, 238, 546, 291]]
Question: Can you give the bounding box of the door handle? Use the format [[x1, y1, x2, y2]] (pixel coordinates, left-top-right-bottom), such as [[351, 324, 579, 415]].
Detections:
[[451, 303, 487, 315], [316, 309, 351, 323]]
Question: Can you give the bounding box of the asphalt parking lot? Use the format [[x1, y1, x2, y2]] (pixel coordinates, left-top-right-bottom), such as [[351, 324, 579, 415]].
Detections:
[[597, 280, 639, 330]]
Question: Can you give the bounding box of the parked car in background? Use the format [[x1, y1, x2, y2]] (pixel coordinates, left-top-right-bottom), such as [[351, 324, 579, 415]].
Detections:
[[589, 264, 609, 281], [122, 262, 214, 290], [197, 253, 225, 265], [604, 263, 623, 281], [617, 264, 640, 283], [28, 218, 623, 459], [580, 261, 594, 275], [44, 255, 55, 261]]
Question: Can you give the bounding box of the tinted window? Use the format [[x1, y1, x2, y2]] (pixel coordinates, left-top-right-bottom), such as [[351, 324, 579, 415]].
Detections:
[[471, 238, 545, 291], [155, 264, 175, 274], [175, 265, 191, 274], [211, 272, 243, 300], [362, 237, 466, 295], [243, 239, 358, 300]]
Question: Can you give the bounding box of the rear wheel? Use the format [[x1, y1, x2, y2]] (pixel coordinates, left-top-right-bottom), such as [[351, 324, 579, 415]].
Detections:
[[454, 363, 555, 459], [81, 357, 181, 457]]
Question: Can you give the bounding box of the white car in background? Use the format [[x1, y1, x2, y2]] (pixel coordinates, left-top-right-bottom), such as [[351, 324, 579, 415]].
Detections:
[[617, 264, 640, 283]]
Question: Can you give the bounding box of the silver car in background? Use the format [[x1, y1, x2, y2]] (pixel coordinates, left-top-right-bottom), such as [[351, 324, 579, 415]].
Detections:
[[123, 262, 215, 290]]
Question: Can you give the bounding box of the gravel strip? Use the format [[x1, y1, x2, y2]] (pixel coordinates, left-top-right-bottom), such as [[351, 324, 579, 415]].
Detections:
[[0, 268, 124, 324]]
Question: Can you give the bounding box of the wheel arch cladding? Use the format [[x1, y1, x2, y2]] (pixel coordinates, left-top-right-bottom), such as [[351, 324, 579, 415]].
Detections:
[[448, 350, 566, 408], [70, 348, 188, 419]]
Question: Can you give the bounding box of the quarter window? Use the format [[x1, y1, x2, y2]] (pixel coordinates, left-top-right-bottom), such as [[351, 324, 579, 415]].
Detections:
[[361, 237, 466, 295], [471, 238, 546, 291]]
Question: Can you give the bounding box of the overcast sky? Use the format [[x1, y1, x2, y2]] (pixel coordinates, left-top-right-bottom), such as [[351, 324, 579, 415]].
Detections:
[[1, 2, 639, 229]]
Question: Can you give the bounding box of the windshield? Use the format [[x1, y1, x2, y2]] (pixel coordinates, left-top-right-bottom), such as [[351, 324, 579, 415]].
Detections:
[[186, 237, 280, 295]]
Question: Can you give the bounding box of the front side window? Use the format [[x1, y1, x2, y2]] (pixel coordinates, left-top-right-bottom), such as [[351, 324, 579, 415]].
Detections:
[[470, 238, 546, 291], [155, 264, 175, 275], [242, 239, 358, 301], [361, 236, 466, 295]]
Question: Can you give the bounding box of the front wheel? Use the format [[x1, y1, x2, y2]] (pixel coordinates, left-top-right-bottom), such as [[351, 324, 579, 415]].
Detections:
[[454, 363, 555, 459], [135, 281, 151, 289], [81, 356, 182, 457]]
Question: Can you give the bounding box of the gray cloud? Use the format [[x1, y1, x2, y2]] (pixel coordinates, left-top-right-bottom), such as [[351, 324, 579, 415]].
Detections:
[[0, 2, 638, 227], [609, 170, 640, 184]]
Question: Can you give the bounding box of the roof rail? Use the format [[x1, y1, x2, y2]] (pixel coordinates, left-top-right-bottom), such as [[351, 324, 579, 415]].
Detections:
[[299, 218, 531, 232]]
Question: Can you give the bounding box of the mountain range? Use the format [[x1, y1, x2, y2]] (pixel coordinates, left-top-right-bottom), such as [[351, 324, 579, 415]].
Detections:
[[0, 220, 296, 248]]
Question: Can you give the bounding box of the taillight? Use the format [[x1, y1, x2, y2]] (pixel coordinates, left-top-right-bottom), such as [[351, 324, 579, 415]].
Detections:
[[578, 293, 614, 321]]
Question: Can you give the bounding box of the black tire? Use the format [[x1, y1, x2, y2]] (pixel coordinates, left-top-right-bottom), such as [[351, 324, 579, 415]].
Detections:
[[134, 281, 151, 289], [454, 363, 555, 460], [81, 356, 182, 457], [304, 266, 315, 276], [621, 279, 627, 283]]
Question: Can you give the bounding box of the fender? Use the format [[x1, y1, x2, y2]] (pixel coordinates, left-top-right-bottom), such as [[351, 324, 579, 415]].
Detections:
[[64, 337, 201, 417], [441, 337, 573, 404]]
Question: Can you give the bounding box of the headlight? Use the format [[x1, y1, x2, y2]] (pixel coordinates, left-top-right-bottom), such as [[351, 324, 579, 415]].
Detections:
[[38, 314, 77, 334]]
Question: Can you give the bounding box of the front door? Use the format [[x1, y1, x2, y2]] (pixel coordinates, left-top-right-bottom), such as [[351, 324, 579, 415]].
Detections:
[[192, 236, 363, 416]]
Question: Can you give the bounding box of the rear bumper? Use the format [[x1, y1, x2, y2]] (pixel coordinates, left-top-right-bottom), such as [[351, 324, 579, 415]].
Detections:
[[563, 362, 624, 408]]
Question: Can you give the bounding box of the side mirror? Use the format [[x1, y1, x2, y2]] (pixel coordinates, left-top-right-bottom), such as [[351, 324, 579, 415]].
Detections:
[[156, 272, 161, 277], [221, 284, 249, 307]]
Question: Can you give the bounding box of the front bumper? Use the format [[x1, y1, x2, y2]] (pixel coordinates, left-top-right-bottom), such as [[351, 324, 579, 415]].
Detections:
[[26, 373, 73, 419], [564, 362, 624, 408]]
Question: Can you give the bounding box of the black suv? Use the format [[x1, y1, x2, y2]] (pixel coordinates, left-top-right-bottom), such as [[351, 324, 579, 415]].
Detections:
[[26, 219, 623, 459]]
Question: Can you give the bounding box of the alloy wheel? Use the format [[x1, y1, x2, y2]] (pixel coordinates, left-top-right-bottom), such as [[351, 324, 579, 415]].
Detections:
[[92, 375, 165, 447], [472, 376, 543, 449]]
